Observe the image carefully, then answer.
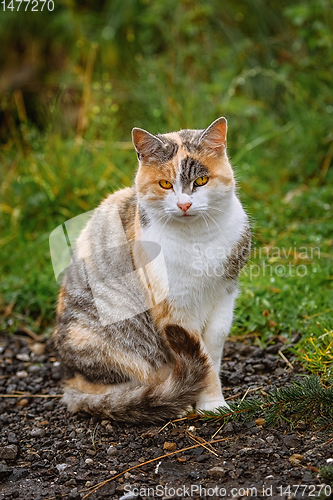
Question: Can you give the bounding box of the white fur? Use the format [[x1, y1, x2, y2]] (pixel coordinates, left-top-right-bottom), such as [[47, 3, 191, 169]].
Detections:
[[140, 187, 248, 411]]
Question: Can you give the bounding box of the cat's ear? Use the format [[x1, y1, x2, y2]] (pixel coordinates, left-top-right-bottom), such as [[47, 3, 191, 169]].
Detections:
[[132, 128, 164, 162], [199, 117, 227, 154]]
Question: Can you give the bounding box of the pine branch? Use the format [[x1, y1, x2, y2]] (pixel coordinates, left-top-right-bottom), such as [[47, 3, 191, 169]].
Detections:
[[195, 375, 333, 431]]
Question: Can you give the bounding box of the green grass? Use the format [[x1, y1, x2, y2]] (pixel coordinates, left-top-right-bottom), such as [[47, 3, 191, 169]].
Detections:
[[0, 0, 332, 378]]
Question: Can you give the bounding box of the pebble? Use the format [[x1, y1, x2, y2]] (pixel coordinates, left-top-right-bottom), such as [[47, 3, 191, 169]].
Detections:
[[56, 464, 68, 472], [253, 363, 265, 371], [85, 458, 93, 464], [266, 435, 275, 443], [163, 442, 177, 452], [223, 422, 234, 434], [27, 364, 41, 374], [119, 492, 137, 500], [208, 466, 226, 478], [17, 398, 29, 407], [86, 449, 96, 456], [7, 433, 18, 444], [16, 353, 30, 362], [0, 445, 18, 460], [29, 342, 46, 355], [16, 370, 28, 378], [8, 468, 29, 482], [31, 428, 46, 438], [107, 445, 118, 456], [44, 401, 55, 411], [68, 487, 79, 499], [289, 453, 303, 466], [283, 434, 300, 448]]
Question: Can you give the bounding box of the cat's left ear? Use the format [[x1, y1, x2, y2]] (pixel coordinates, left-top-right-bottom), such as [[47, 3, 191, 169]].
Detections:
[[199, 117, 227, 154]]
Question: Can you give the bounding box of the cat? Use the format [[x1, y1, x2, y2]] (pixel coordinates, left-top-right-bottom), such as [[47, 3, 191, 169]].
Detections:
[[53, 117, 251, 423]]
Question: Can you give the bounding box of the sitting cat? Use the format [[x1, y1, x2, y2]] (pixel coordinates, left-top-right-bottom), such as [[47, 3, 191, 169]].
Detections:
[[54, 117, 251, 423]]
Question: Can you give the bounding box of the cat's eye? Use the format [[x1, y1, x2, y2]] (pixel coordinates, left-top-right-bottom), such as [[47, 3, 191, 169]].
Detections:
[[194, 176, 209, 187], [159, 180, 173, 189]]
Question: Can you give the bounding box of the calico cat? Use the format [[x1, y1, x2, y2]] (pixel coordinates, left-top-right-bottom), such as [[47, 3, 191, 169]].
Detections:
[[54, 117, 251, 423]]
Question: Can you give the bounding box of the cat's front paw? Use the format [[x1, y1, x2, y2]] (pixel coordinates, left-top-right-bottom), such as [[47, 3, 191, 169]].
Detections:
[[197, 399, 230, 413]]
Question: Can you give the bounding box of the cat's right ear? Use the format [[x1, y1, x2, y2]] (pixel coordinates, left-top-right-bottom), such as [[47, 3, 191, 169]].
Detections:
[[132, 128, 164, 163]]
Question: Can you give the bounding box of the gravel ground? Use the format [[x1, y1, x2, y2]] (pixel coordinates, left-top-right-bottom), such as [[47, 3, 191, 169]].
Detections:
[[0, 331, 332, 500]]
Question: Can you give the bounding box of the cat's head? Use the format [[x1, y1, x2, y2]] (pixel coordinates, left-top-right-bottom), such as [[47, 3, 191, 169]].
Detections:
[[132, 118, 235, 224]]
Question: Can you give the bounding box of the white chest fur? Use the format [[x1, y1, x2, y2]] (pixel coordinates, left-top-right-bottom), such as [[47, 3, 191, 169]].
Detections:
[[140, 193, 248, 331]]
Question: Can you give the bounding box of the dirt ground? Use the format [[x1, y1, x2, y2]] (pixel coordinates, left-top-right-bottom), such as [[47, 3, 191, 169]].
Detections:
[[0, 331, 332, 500]]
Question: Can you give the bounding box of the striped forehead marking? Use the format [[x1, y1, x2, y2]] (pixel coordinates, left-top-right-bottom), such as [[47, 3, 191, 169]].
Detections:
[[180, 156, 209, 183]]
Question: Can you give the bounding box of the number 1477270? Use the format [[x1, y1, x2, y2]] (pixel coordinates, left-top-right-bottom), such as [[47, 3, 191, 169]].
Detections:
[[1, 0, 54, 11]]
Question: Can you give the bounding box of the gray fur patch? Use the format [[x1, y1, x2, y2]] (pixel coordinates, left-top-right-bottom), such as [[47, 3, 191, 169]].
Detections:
[[223, 225, 252, 281], [178, 129, 203, 153], [180, 156, 209, 193], [139, 205, 150, 227], [149, 135, 179, 164]]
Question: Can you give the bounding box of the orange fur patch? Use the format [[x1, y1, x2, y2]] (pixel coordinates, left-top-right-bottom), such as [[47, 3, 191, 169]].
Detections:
[[56, 287, 66, 315], [65, 374, 110, 395]]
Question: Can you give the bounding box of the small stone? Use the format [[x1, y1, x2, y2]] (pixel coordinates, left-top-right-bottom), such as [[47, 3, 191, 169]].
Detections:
[[223, 422, 234, 434], [68, 487, 79, 499], [266, 435, 274, 443], [16, 353, 30, 362], [289, 453, 303, 466], [266, 343, 281, 354], [29, 343, 45, 355], [16, 370, 28, 378], [208, 466, 226, 478], [119, 492, 137, 500], [85, 458, 93, 464], [86, 449, 96, 456], [107, 445, 118, 456], [163, 442, 177, 452], [17, 398, 29, 407], [255, 418, 265, 426], [8, 469, 29, 482], [27, 365, 41, 375], [283, 434, 300, 448], [44, 401, 54, 411], [56, 463, 68, 472], [7, 433, 18, 444], [253, 363, 265, 371], [31, 428, 46, 438], [124, 472, 131, 479], [0, 445, 18, 460]]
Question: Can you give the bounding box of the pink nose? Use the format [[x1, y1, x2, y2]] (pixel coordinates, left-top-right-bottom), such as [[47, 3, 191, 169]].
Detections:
[[177, 202, 192, 212]]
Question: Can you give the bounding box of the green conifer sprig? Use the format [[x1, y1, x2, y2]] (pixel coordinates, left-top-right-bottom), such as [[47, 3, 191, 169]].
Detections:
[[195, 375, 333, 431]]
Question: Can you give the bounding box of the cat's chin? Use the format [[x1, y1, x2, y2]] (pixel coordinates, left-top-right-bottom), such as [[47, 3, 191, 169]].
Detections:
[[172, 213, 197, 221]]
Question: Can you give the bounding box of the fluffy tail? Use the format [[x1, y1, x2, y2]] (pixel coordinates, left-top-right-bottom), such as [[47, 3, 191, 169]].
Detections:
[[62, 325, 209, 423]]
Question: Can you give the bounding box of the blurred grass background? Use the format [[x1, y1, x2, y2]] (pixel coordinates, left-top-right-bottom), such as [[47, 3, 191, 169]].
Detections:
[[0, 0, 332, 376]]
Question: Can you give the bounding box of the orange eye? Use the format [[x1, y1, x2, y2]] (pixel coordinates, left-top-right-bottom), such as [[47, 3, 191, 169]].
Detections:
[[159, 180, 173, 189], [194, 176, 209, 186]]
